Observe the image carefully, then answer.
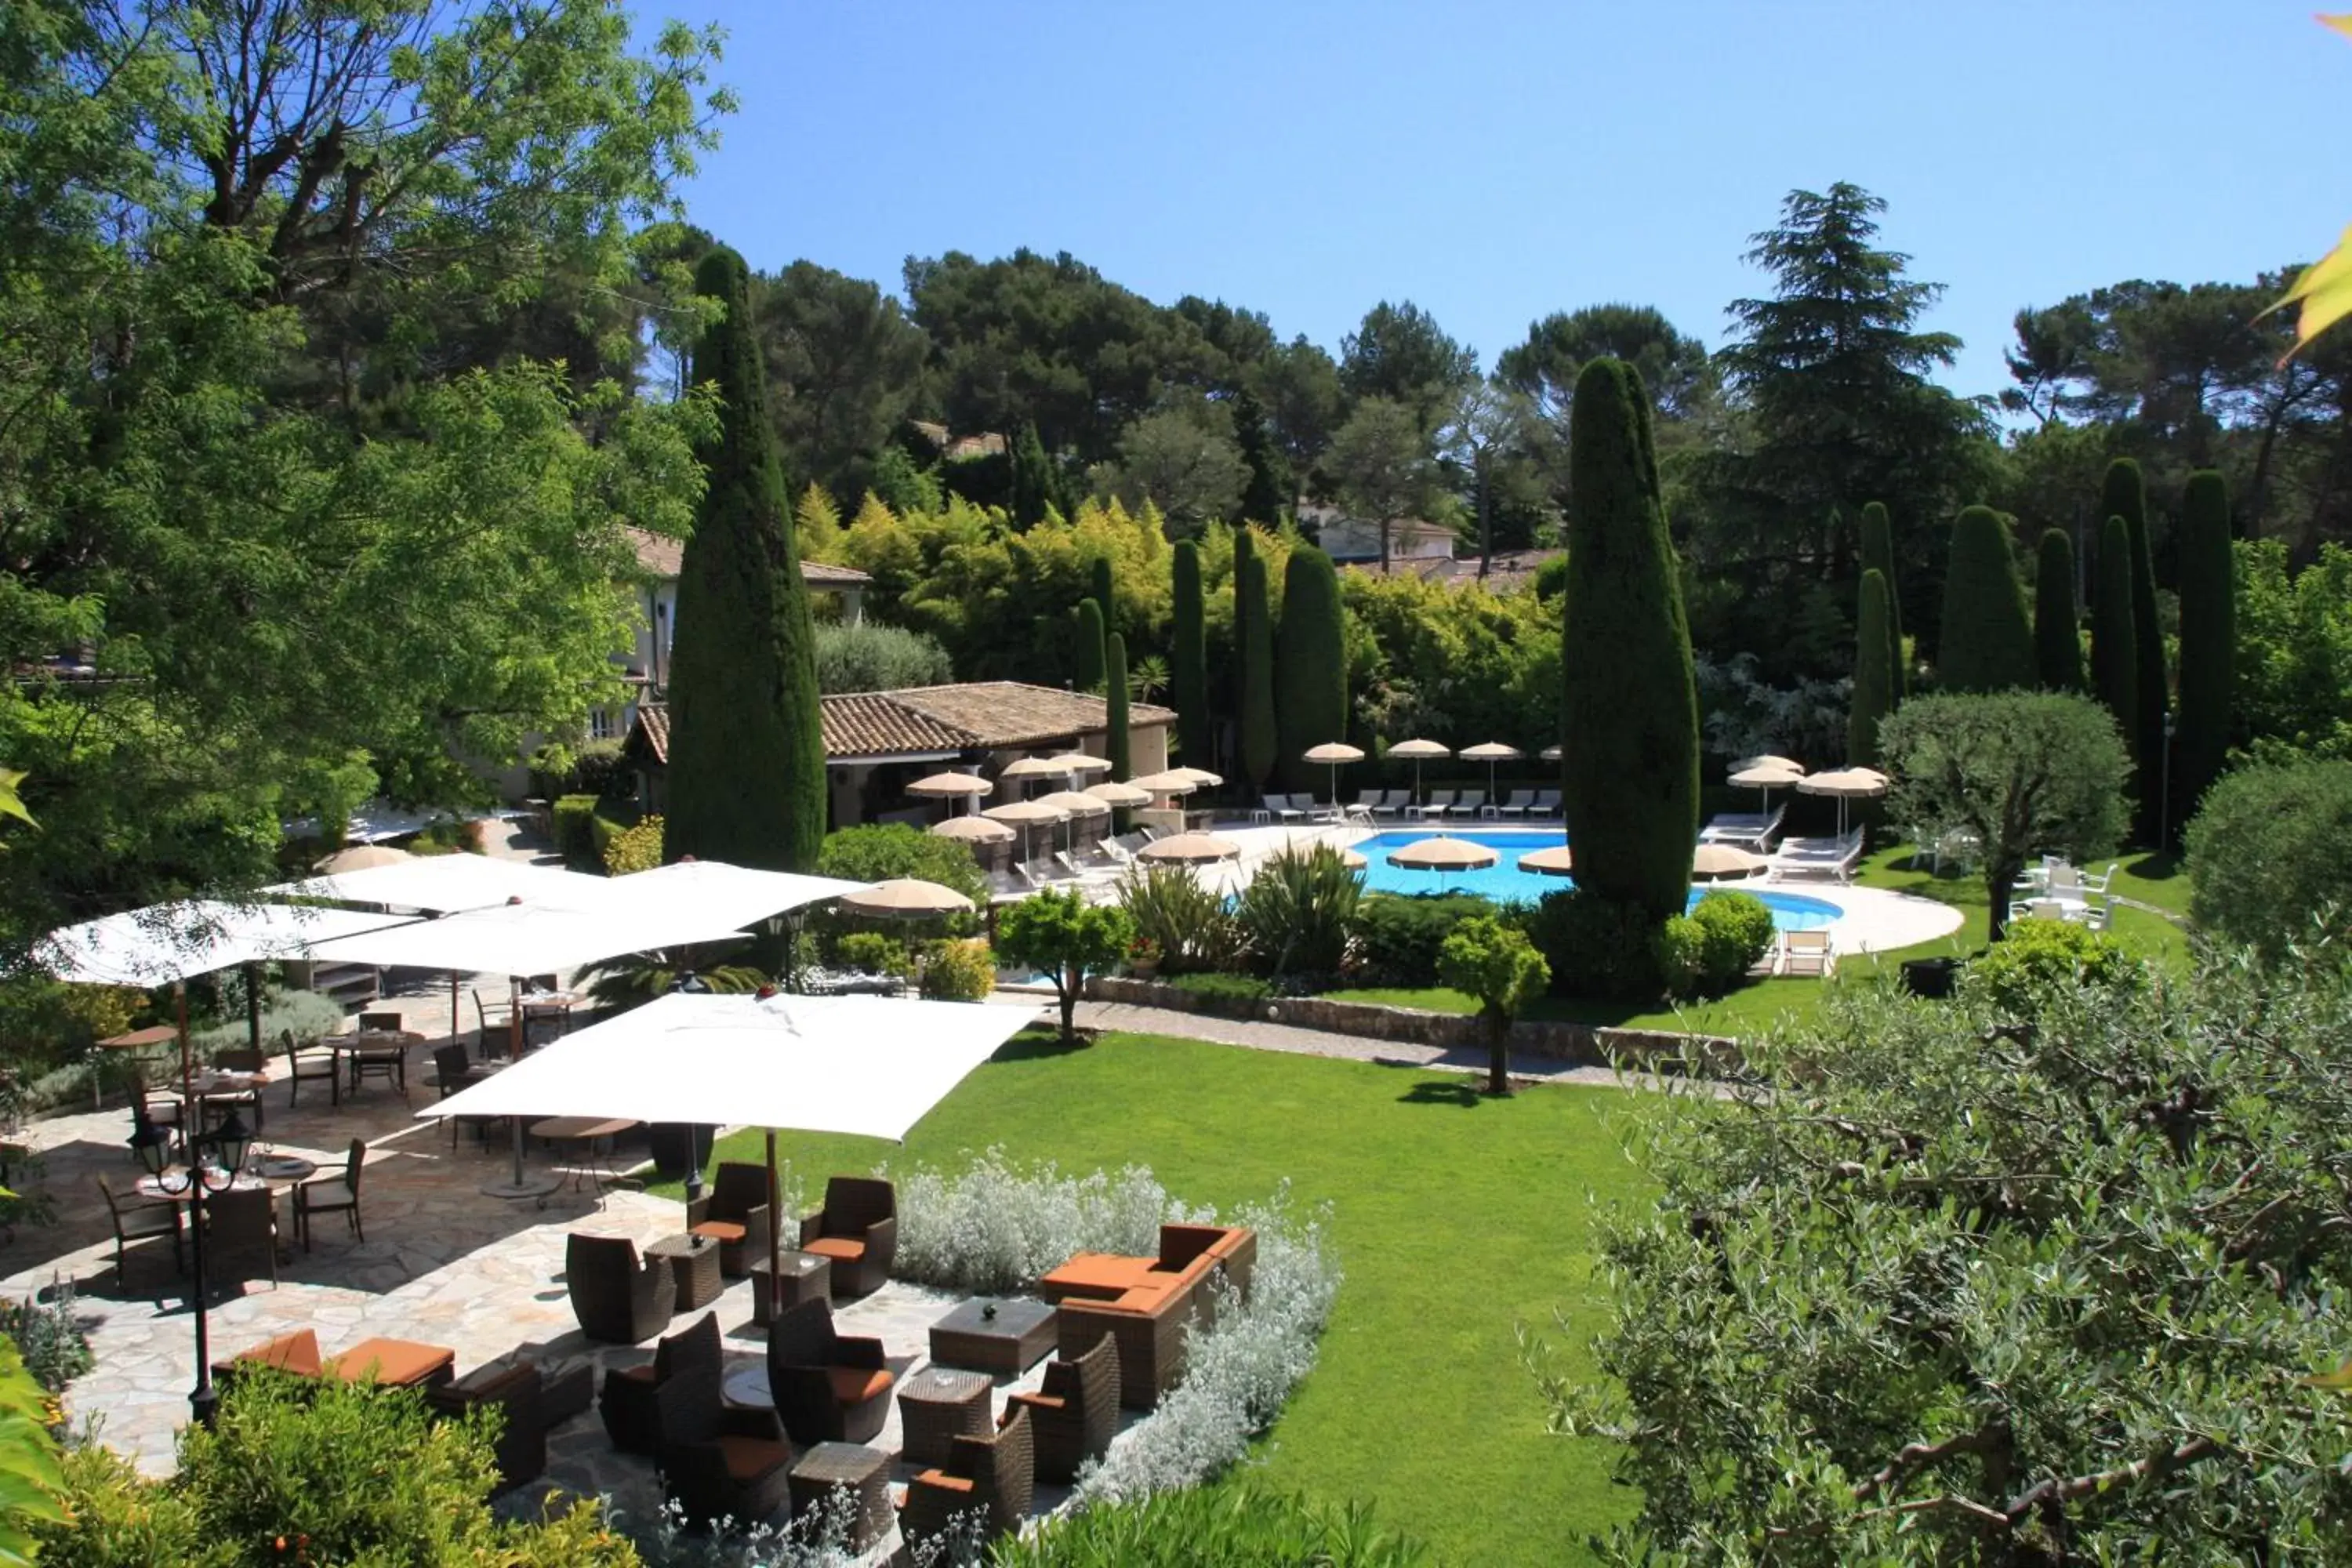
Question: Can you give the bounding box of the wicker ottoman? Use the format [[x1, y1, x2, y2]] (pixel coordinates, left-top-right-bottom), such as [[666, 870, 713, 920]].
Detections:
[[897, 1367, 992, 1467], [786, 1443, 893, 1552], [644, 1233, 723, 1312]]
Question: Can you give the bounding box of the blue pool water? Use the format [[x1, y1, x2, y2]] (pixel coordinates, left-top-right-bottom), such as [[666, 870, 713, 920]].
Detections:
[[1350, 829, 1842, 931]]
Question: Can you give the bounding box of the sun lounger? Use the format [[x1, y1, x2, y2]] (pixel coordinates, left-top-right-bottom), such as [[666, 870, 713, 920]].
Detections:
[[2078, 862, 2116, 895], [1367, 790, 1407, 821], [1260, 794, 1305, 825], [1347, 790, 1383, 822], [1413, 790, 1456, 821], [1494, 789, 1537, 819], [1527, 789, 1561, 818], [1446, 790, 1486, 820], [1769, 829, 1863, 884], [1700, 804, 1786, 850], [985, 869, 1029, 901]]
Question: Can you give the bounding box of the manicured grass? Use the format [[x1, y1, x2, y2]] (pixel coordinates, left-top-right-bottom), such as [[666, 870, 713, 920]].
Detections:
[[680, 1031, 1646, 1565], [1329, 843, 2194, 1040]]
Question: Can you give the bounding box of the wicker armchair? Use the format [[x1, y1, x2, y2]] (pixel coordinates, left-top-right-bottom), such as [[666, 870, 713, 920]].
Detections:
[[797, 1176, 896, 1296], [565, 1233, 676, 1344], [764, 1297, 894, 1446], [429, 1361, 552, 1493], [684, 1160, 771, 1279], [655, 1367, 793, 1530], [599, 1311, 719, 1455], [900, 1405, 1034, 1551], [1007, 1333, 1120, 1483]]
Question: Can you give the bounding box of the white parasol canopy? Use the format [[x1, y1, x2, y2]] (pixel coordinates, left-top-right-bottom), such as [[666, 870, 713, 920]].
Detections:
[[1733, 754, 1804, 775], [31, 900, 419, 988], [303, 899, 751, 978], [1729, 761, 1807, 816], [266, 855, 619, 914], [608, 859, 869, 931], [996, 757, 1065, 797], [1540, 744, 1563, 762]]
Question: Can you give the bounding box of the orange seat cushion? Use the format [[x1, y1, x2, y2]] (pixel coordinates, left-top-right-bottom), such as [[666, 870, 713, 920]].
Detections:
[[690, 1221, 746, 1243], [609, 1363, 654, 1386], [331, 1338, 454, 1386], [803, 1236, 866, 1265], [1042, 1254, 1160, 1297], [916, 1470, 974, 1494], [238, 1330, 323, 1377], [716, 1435, 786, 1481], [1014, 1393, 1065, 1414], [826, 1367, 892, 1406]]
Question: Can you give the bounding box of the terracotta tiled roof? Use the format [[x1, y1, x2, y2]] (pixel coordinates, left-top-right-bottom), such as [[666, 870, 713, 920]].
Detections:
[[626, 528, 869, 586], [631, 681, 1171, 766]]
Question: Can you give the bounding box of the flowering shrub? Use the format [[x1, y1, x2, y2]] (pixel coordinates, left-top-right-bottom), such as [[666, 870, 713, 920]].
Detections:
[[0, 1278, 93, 1392], [887, 1149, 1185, 1296], [917, 939, 996, 1002], [624, 1486, 868, 1568], [602, 815, 664, 876]]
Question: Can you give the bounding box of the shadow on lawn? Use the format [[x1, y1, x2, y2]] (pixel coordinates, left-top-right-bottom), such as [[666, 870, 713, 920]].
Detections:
[[1395, 1080, 1485, 1109], [988, 1029, 1091, 1065]]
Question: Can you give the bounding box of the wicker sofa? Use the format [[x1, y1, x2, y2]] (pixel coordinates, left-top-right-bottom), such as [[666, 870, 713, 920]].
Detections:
[[1037, 1224, 1255, 1408]]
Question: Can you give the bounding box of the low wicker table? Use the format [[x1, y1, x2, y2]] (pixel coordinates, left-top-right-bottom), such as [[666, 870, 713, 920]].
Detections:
[[644, 1232, 722, 1312], [786, 1443, 893, 1552], [750, 1250, 832, 1326], [929, 1296, 1058, 1377], [897, 1366, 992, 1467]]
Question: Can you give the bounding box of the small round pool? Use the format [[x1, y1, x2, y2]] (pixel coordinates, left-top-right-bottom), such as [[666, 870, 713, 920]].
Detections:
[[1351, 829, 1842, 931]]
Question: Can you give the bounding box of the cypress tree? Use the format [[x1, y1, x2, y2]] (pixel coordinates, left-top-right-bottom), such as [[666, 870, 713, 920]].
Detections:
[[1560, 358, 1698, 921], [2173, 469, 2235, 832], [1072, 598, 1106, 692], [1274, 547, 1346, 793], [1936, 506, 2035, 695], [1171, 539, 1210, 767], [1857, 500, 1904, 699], [1233, 385, 1294, 525], [1849, 568, 1893, 767], [664, 244, 827, 872], [1010, 421, 1056, 529], [2034, 528, 2085, 692], [2105, 458, 2169, 839], [1105, 631, 1132, 782], [1090, 557, 1116, 635], [1239, 542, 1277, 789], [2089, 514, 2139, 751]]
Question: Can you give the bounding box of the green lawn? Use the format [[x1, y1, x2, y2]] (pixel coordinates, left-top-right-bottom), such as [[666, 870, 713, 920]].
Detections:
[[1330, 843, 2194, 1038], [682, 1031, 1646, 1564]]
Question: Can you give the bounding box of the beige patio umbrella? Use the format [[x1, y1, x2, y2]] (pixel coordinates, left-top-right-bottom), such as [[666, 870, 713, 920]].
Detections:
[[983, 797, 1070, 863], [906, 771, 993, 817], [1459, 741, 1523, 800], [1540, 744, 1563, 762], [314, 843, 413, 874], [1130, 768, 1200, 796], [840, 878, 975, 916], [1301, 742, 1366, 806], [1690, 843, 1769, 882], [1032, 789, 1112, 853], [1796, 766, 1889, 838], [1733, 754, 1803, 775], [1167, 767, 1222, 788], [1136, 831, 1242, 864], [930, 815, 1014, 845], [1045, 751, 1112, 778], [1728, 760, 1806, 817], [997, 756, 1066, 798], [1084, 780, 1153, 808], [1336, 846, 1368, 869], [1388, 836, 1498, 870], [1385, 738, 1451, 804], [1518, 844, 1576, 877]]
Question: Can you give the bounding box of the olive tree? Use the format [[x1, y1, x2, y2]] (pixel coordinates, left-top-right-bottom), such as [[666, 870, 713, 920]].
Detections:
[[1436, 916, 1550, 1096], [1878, 691, 2128, 940], [1536, 951, 2352, 1562], [996, 888, 1135, 1047]]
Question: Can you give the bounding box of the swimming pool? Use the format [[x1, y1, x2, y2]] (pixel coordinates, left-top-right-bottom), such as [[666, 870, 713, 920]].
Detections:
[[1349, 829, 1842, 931]]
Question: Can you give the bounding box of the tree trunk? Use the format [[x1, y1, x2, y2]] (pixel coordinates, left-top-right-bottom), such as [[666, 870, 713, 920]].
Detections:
[[1478, 463, 1493, 579], [1379, 514, 1392, 575], [1059, 965, 1080, 1047], [1486, 1009, 1512, 1097], [1985, 860, 2023, 942]]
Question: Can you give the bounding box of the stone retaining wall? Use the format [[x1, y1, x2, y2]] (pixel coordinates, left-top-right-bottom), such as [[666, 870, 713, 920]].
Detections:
[[1085, 976, 1744, 1078]]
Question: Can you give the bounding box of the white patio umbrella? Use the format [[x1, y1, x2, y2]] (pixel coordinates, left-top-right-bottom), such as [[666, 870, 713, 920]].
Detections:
[[1301, 742, 1365, 807], [1385, 739, 1451, 804], [1135, 832, 1241, 864], [1796, 766, 1889, 838], [421, 990, 1033, 1319], [1690, 844, 1770, 882], [983, 798, 1070, 864], [1519, 844, 1576, 877], [1540, 744, 1563, 763], [906, 772, 993, 816], [1728, 761, 1806, 817], [1459, 742, 1523, 800], [1733, 754, 1803, 775], [608, 859, 869, 933], [267, 855, 618, 914]]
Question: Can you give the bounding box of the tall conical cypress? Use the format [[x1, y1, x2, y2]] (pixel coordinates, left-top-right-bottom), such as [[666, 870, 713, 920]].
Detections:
[[2173, 469, 2235, 832], [1561, 358, 1698, 921], [1010, 421, 1057, 529], [1171, 539, 1209, 766], [1090, 557, 1116, 635], [2034, 528, 2085, 692], [665, 244, 827, 872], [2089, 514, 2139, 753], [1239, 548, 1278, 789], [1936, 506, 2035, 695], [1857, 501, 1904, 699], [1274, 547, 1347, 793], [1105, 632, 1132, 782], [1849, 569, 1893, 767], [1073, 599, 1106, 693], [2105, 458, 2169, 839]]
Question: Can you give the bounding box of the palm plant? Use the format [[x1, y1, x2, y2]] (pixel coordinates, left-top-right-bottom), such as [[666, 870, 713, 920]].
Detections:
[[1233, 845, 1362, 978], [1116, 864, 1244, 975], [579, 950, 769, 1012], [1127, 653, 1170, 704]]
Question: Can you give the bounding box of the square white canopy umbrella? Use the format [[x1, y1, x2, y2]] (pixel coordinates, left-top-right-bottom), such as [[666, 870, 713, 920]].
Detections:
[[602, 860, 871, 933], [420, 990, 1033, 1310], [267, 854, 620, 914]]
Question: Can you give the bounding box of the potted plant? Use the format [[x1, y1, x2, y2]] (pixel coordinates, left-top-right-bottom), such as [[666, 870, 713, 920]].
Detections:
[[1126, 935, 1162, 980]]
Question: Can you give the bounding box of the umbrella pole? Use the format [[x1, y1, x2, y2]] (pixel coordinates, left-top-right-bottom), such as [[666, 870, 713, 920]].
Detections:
[[243, 964, 262, 1054], [765, 1128, 780, 1323], [509, 975, 522, 1058], [176, 982, 192, 1131], [448, 971, 459, 1054]]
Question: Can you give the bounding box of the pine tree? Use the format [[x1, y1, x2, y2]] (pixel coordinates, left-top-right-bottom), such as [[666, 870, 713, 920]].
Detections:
[[1238, 534, 1277, 789], [1010, 421, 1058, 530], [664, 245, 828, 872], [2173, 469, 2235, 833], [1561, 358, 1699, 920], [2034, 528, 2085, 692], [1105, 631, 1132, 784], [2089, 514, 2139, 756], [1073, 598, 1106, 692], [1171, 539, 1210, 767], [1849, 568, 1893, 766], [1274, 547, 1346, 793], [1936, 506, 2035, 695], [2105, 458, 2169, 840], [1858, 500, 1904, 699], [1090, 557, 1116, 636], [1233, 386, 1294, 524]]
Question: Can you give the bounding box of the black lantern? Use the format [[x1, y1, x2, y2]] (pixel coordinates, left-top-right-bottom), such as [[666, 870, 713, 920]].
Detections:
[[128, 1118, 174, 1177], [129, 1102, 255, 1428]]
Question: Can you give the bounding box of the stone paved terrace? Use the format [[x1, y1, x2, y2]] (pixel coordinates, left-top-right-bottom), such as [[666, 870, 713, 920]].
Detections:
[[0, 1016, 1116, 1558]]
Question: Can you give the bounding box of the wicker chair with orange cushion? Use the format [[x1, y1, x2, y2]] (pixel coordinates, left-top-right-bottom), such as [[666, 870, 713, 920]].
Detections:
[[1040, 1224, 1256, 1409], [599, 1310, 720, 1455], [1007, 1332, 1120, 1483], [764, 1298, 895, 1446], [796, 1176, 895, 1297], [566, 1233, 677, 1344], [654, 1365, 793, 1529], [900, 1404, 1034, 1552], [684, 1160, 771, 1279]]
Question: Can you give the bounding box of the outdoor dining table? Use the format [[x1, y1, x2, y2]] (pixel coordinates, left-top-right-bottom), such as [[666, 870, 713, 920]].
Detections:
[[330, 1029, 421, 1094], [528, 1115, 637, 1200], [93, 1025, 179, 1111], [134, 1153, 315, 1203], [518, 991, 579, 1047]]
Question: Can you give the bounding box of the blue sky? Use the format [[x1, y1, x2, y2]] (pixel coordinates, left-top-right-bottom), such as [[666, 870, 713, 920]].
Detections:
[[649, 1, 2347, 403]]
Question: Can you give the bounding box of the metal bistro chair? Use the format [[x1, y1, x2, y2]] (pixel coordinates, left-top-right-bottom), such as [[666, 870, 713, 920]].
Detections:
[[204, 1184, 280, 1293], [98, 1174, 181, 1282], [281, 1029, 339, 1110], [471, 990, 514, 1060], [207, 1048, 267, 1134], [431, 1044, 496, 1149], [348, 1012, 407, 1097], [293, 1138, 368, 1251]]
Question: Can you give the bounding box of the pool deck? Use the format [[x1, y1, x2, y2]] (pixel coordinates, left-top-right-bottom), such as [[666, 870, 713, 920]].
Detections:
[[1186, 818, 1965, 955]]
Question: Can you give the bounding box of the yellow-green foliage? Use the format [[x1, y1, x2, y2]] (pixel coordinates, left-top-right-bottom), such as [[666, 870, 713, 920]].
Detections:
[[919, 938, 996, 1001], [601, 815, 663, 876], [1341, 570, 1563, 749]]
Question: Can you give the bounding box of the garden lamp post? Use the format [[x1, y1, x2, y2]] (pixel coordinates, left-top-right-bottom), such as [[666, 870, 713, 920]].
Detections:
[[129, 1105, 254, 1428], [2161, 710, 2176, 848], [666, 969, 713, 1207]]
